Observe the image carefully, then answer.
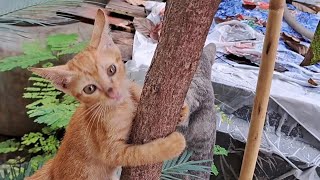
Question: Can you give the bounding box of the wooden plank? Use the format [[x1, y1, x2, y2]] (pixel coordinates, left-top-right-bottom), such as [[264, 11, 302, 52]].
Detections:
[[108, 16, 134, 32], [111, 30, 133, 61], [57, 3, 107, 20], [117, 44, 132, 61], [111, 30, 134, 45], [58, 3, 134, 32], [105, 0, 146, 18], [57, 3, 135, 60]]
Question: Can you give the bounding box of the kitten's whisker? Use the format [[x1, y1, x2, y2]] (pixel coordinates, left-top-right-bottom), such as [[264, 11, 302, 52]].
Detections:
[[98, 104, 107, 137], [85, 104, 100, 137], [78, 103, 99, 119], [88, 104, 101, 138], [78, 105, 98, 126], [94, 104, 103, 138], [85, 106, 99, 145], [96, 104, 104, 138]]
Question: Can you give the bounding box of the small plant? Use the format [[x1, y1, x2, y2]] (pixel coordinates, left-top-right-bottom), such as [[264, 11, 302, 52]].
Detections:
[[0, 127, 59, 173], [214, 145, 229, 156], [215, 105, 232, 124], [211, 145, 229, 176], [161, 151, 212, 180], [21, 128, 59, 155], [0, 140, 22, 154], [0, 160, 43, 180]]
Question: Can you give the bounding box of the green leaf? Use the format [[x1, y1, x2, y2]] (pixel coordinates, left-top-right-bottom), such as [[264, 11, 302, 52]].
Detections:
[[211, 164, 219, 176], [0, 139, 20, 154], [47, 33, 79, 51], [57, 41, 88, 56], [0, 41, 56, 72], [41, 127, 54, 135], [21, 132, 43, 145], [0, 50, 56, 71], [214, 145, 228, 156], [28, 77, 51, 82], [22, 41, 46, 55], [24, 73, 78, 129]]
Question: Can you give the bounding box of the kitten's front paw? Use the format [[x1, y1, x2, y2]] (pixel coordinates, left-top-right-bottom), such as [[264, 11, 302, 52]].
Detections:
[[179, 102, 190, 125], [165, 132, 186, 158]]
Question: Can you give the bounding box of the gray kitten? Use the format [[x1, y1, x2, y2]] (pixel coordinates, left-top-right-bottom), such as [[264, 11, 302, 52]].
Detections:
[[177, 43, 217, 180]]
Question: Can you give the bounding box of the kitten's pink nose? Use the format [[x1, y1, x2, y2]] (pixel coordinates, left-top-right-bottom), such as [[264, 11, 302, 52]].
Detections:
[[107, 88, 113, 94], [106, 88, 121, 100]]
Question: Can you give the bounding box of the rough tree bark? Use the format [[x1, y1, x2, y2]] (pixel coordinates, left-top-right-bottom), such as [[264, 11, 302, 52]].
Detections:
[[120, 0, 220, 179]]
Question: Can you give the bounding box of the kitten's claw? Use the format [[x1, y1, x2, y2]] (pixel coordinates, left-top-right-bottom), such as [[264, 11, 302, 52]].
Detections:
[[179, 102, 190, 125]]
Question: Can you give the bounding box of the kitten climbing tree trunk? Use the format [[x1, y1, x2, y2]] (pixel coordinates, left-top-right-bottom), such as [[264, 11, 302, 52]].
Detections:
[[120, 0, 220, 180]]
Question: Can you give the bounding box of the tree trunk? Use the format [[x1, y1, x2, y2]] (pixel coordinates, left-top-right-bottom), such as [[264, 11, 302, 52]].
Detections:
[[120, 0, 220, 179], [300, 21, 320, 66]]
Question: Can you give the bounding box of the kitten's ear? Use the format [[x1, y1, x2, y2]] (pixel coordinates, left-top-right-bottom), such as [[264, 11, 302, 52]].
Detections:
[[28, 65, 75, 94], [90, 9, 117, 51]]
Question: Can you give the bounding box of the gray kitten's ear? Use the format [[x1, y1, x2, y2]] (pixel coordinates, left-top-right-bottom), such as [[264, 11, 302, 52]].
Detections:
[[203, 43, 216, 65], [90, 9, 117, 51], [28, 65, 75, 94]]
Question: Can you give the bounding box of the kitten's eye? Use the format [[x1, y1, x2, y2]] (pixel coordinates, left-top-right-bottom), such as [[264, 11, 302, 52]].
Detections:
[[83, 84, 97, 94], [107, 64, 116, 76]]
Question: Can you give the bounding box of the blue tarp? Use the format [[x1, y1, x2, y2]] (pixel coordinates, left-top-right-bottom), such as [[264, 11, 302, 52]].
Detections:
[[214, 0, 319, 40]]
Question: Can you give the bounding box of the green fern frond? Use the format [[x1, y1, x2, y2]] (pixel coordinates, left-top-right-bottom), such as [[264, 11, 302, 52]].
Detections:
[[22, 132, 59, 154], [0, 139, 21, 154], [31, 102, 77, 129], [161, 151, 212, 180], [16, 33, 85, 129], [23, 73, 60, 100], [47, 33, 79, 51], [25, 95, 78, 129], [58, 41, 88, 56], [0, 33, 86, 72], [24, 72, 79, 129], [0, 43, 56, 71], [47, 33, 88, 56]]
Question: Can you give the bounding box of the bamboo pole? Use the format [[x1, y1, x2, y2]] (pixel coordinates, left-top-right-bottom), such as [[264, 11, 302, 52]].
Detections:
[[239, 1, 285, 179]]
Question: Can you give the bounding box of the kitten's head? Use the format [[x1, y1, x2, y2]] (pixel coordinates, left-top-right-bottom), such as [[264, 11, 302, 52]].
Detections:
[[29, 9, 128, 107]]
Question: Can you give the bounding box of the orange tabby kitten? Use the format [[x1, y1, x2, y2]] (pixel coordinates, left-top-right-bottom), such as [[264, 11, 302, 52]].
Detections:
[[26, 9, 188, 180]]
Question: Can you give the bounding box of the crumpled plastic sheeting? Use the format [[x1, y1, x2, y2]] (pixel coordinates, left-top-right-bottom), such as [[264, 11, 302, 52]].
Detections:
[[215, 0, 320, 40], [213, 82, 320, 179], [206, 21, 320, 88], [212, 0, 320, 72], [127, 1, 320, 179]]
